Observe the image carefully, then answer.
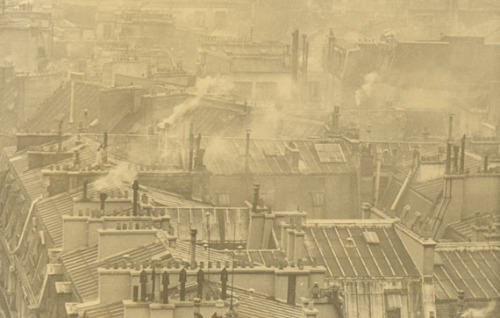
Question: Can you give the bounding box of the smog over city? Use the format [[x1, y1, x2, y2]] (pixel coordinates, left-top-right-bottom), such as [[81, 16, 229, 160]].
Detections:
[[0, 1, 499, 318]]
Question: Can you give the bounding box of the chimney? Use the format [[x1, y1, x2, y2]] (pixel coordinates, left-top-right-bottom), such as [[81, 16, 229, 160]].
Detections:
[[99, 193, 107, 213], [448, 113, 454, 140], [456, 290, 465, 316], [453, 145, 459, 173], [302, 300, 319, 318], [424, 243, 437, 279], [460, 135, 466, 173], [445, 142, 452, 174], [71, 151, 80, 171], [331, 106, 340, 135], [82, 180, 88, 201], [484, 155, 489, 173], [102, 132, 108, 164], [57, 120, 63, 152], [445, 114, 454, 174], [132, 180, 139, 216], [361, 203, 371, 219], [188, 124, 194, 171], [245, 130, 251, 174], [285, 141, 300, 170], [291, 30, 299, 83], [252, 184, 260, 212], [190, 229, 198, 267]]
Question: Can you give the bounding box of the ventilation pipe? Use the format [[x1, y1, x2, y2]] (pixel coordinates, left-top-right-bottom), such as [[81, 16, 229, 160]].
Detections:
[[132, 180, 139, 216]]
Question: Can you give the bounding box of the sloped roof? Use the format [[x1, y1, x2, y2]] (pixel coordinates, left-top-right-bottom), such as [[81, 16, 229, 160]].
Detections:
[[83, 302, 124, 318], [60, 239, 232, 303], [237, 249, 286, 267], [25, 81, 101, 133], [434, 244, 500, 301], [35, 193, 74, 247], [445, 211, 500, 242], [237, 288, 302, 318], [165, 207, 249, 242], [201, 137, 354, 175], [302, 221, 420, 278]]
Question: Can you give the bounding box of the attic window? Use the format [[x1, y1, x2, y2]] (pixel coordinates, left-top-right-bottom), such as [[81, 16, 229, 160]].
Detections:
[[363, 231, 380, 244], [315, 143, 346, 163]]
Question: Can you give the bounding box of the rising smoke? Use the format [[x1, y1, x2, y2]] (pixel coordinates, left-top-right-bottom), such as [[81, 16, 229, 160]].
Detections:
[[460, 302, 498, 318], [93, 162, 138, 191], [158, 76, 235, 128], [355, 72, 379, 106]]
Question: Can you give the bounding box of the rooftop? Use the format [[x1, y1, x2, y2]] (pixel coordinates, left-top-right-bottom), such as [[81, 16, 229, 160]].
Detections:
[[302, 220, 420, 278], [434, 243, 500, 301]]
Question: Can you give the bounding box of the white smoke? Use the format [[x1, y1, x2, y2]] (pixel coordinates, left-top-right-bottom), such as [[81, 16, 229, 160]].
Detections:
[[94, 162, 138, 191], [460, 302, 497, 318], [158, 76, 234, 128], [355, 72, 379, 106]]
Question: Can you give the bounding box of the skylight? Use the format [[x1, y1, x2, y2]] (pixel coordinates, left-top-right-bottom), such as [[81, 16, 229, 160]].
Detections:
[[315, 143, 346, 163]]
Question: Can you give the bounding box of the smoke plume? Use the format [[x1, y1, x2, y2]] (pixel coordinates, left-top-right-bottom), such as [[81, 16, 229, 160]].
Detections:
[[94, 162, 138, 191], [355, 72, 379, 106], [158, 76, 234, 128], [460, 302, 498, 318]]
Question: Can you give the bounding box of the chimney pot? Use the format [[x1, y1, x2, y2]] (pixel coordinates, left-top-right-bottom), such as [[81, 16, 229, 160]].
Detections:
[[252, 184, 260, 212]]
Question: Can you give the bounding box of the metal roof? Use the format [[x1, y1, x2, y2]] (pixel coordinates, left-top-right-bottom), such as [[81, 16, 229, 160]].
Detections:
[[303, 222, 420, 278], [434, 244, 500, 301], [201, 137, 354, 175]]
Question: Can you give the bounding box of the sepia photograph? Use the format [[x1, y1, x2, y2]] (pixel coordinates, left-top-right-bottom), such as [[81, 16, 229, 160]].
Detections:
[[0, 0, 499, 317]]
